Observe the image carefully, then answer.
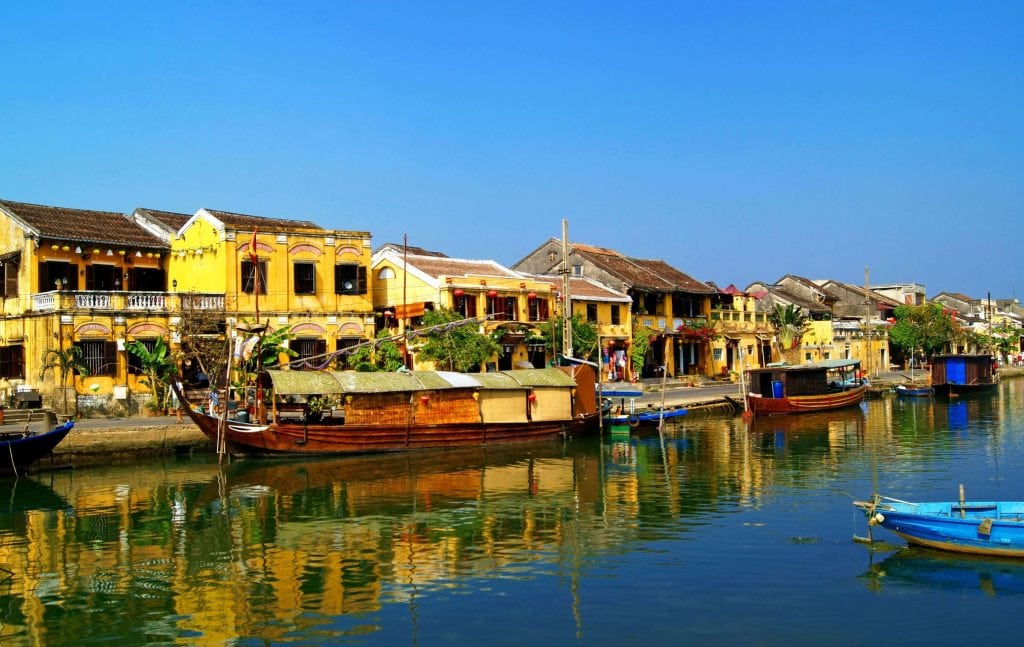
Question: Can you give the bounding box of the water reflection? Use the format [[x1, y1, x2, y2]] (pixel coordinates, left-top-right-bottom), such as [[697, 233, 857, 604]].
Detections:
[[0, 384, 1020, 643], [862, 548, 1024, 596]]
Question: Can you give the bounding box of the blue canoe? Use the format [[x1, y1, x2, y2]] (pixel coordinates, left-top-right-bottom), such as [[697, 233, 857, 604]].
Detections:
[[0, 420, 75, 474], [605, 407, 688, 428], [855, 495, 1024, 557], [895, 385, 935, 398]]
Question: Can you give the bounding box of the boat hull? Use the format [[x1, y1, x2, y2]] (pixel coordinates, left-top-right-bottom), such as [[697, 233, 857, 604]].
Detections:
[[857, 498, 1024, 558], [896, 386, 935, 398], [933, 382, 997, 397], [746, 384, 866, 417], [188, 411, 595, 456], [604, 407, 688, 428], [0, 421, 75, 474]]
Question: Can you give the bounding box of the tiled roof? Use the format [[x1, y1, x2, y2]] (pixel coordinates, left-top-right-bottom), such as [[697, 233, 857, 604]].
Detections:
[[203, 208, 324, 233], [571, 243, 713, 294], [375, 243, 448, 257], [405, 253, 520, 280], [136, 208, 192, 231], [0, 199, 168, 248], [523, 274, 630, 301]]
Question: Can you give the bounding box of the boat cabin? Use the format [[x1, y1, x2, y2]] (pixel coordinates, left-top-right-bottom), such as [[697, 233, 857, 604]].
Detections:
[[746, 359, 862, 400]]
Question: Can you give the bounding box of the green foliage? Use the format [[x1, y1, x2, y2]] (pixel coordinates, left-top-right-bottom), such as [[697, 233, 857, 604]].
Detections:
[[416, 308, 500, 372], [39, 345, 90, 414], [233, 324, 296, 388], [677, 319, 719, 343], [889, 303, 960, 358], [348, 330, 405, 372], [969, 321, 1021, 356], [542, 314, 600, 362], [126, 337, 179, 410], [769, 303, 809, 349], [630, 323, 655, 370]]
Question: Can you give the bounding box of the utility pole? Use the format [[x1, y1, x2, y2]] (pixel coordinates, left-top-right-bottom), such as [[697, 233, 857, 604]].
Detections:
[[864, 265, 872, 377], [561, 218, 573, 359]]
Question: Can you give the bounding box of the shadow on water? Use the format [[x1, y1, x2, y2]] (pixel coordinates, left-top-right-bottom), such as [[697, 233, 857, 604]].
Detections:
[[860, 547, 1024, 596]]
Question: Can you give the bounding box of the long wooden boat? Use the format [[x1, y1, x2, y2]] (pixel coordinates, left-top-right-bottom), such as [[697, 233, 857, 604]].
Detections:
[[178, 365, 598, 457], [855, 494, 1024, 557], [744, 359, 867, 417], [929, 354, 997, 397], [0, 420, 75, 474]]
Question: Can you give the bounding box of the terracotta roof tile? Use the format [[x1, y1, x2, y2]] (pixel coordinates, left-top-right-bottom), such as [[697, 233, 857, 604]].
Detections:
[[135, 208, 192, 231], [0, 199, 168, 248], [405, 254, 520, 280], [571, 243, 713, 294], [203, 208, 324, 233]]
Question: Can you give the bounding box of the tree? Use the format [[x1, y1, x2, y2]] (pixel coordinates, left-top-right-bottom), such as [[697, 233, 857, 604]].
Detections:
[[175, 293, 229, 391], [126, 337, 179, 411], [415, 308, 500, 372], [769, 303, 809, 350], [40, 346, 89, 415], [889, 303, 960, 360], [347, 330, 405, 372], [630, 323, 656, 379], [542, 314, 600, 363]]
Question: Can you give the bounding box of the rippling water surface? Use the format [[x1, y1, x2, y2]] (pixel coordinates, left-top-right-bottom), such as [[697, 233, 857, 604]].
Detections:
[[3, 379, 1024, 645]]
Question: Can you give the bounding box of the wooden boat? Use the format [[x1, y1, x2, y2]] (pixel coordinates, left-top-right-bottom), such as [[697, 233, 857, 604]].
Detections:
[[929, 354, 997, 397], [854, 493, 1024, 557], [178, 365, 599, 457], [744, 359, 867, 417], [0, 420, 75, 474], [895, 385, 935, 398], [600, 388, 687, 428]]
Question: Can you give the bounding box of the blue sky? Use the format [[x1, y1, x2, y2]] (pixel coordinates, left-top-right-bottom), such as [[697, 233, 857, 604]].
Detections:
[[3, 2, 1021, 299]]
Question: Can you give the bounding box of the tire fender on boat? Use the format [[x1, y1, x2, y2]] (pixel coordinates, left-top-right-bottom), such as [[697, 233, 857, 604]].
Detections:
[[627, 414, 640, 427]]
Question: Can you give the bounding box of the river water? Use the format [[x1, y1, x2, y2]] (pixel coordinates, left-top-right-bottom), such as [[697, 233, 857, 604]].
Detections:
[[3, 379, 1024, 645]]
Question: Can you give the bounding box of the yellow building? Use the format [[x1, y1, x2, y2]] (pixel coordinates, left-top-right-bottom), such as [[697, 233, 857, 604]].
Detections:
[[0, 199, 376, 415], [169, 208, 375, 371], [371, 245, 561, 370], [708, 285, 774, 378]]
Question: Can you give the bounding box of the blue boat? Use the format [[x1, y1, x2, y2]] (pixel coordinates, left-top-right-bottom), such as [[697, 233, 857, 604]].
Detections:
[[855, 494, 1024, 557], [600, 388, 687, 428], [0, 420, 75, 475], [895, 385, 935, 398]]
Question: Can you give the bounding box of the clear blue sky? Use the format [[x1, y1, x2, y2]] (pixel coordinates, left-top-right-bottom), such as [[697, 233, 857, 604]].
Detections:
[[3, 2, 1021, 299]]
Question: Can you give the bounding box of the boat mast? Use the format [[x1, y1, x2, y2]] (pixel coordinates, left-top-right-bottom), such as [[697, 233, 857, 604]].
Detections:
[[864, 265, 872, 378]]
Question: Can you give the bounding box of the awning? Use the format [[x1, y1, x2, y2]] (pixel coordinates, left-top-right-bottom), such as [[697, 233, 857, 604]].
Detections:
[[393, 302, 427, 318]]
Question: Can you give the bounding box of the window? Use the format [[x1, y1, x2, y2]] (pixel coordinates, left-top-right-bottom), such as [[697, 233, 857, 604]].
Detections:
[[335, 264, 367, 295], [127, 339, 157, 375], [1, 255, 19, 298], [86, 264, 121, 291], [294, 262, 316, 295], [75, 340, 116, 376], [586, 303, 598, 323], [528, 297, 549, 322], [610, 305, 620, 325], [572, 264, 583, 277], [487, 295, 518, 321], [335, 337, 361, 369], [0, 345, 24, 379], [127, 267, 165, 292], [454, 294, 477, 319], [292, 338, 327, 364], [38, 260, 78, 291], [241, 260, 268, 294]]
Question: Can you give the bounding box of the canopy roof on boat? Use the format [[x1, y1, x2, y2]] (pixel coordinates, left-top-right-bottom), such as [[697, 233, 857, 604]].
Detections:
[[747, 358, 860, 374], [263, 367, 575, 395]]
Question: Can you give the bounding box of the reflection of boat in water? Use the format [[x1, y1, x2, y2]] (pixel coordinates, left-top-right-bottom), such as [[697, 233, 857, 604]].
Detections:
[[0, 477, 70, 534], [202, 440, 577, 516], [747, 406, 865, 434], [855, 494, 1024, 557], [862, 548, 1024, 596]]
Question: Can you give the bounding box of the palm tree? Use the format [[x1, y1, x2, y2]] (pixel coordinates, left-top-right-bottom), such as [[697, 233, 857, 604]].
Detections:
[[39, 346, 90, 415], [126, 337, 179, 412], [769, 303, 809, 358]]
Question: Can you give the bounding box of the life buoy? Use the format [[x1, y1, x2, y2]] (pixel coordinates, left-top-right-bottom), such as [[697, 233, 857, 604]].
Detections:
[[627, 414, 640, 427]]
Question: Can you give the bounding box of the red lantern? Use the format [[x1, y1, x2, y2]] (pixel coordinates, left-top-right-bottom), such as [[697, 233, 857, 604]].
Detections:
[[487, 289, 498, 298], [528, 392, 537, 402], [527, 292, 537, 299], [420, 395, 430, 404], [453, 288, 464, 297]]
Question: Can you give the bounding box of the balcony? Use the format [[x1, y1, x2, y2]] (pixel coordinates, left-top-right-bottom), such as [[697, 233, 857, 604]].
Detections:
[[32, 290, 225, 313]]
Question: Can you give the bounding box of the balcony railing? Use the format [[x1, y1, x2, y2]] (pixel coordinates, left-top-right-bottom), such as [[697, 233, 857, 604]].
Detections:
[[32, 290, 225, 313]]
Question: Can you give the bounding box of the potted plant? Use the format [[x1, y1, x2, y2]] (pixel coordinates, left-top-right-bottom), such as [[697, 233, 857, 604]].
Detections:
[[306, 395, 326, 423]]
